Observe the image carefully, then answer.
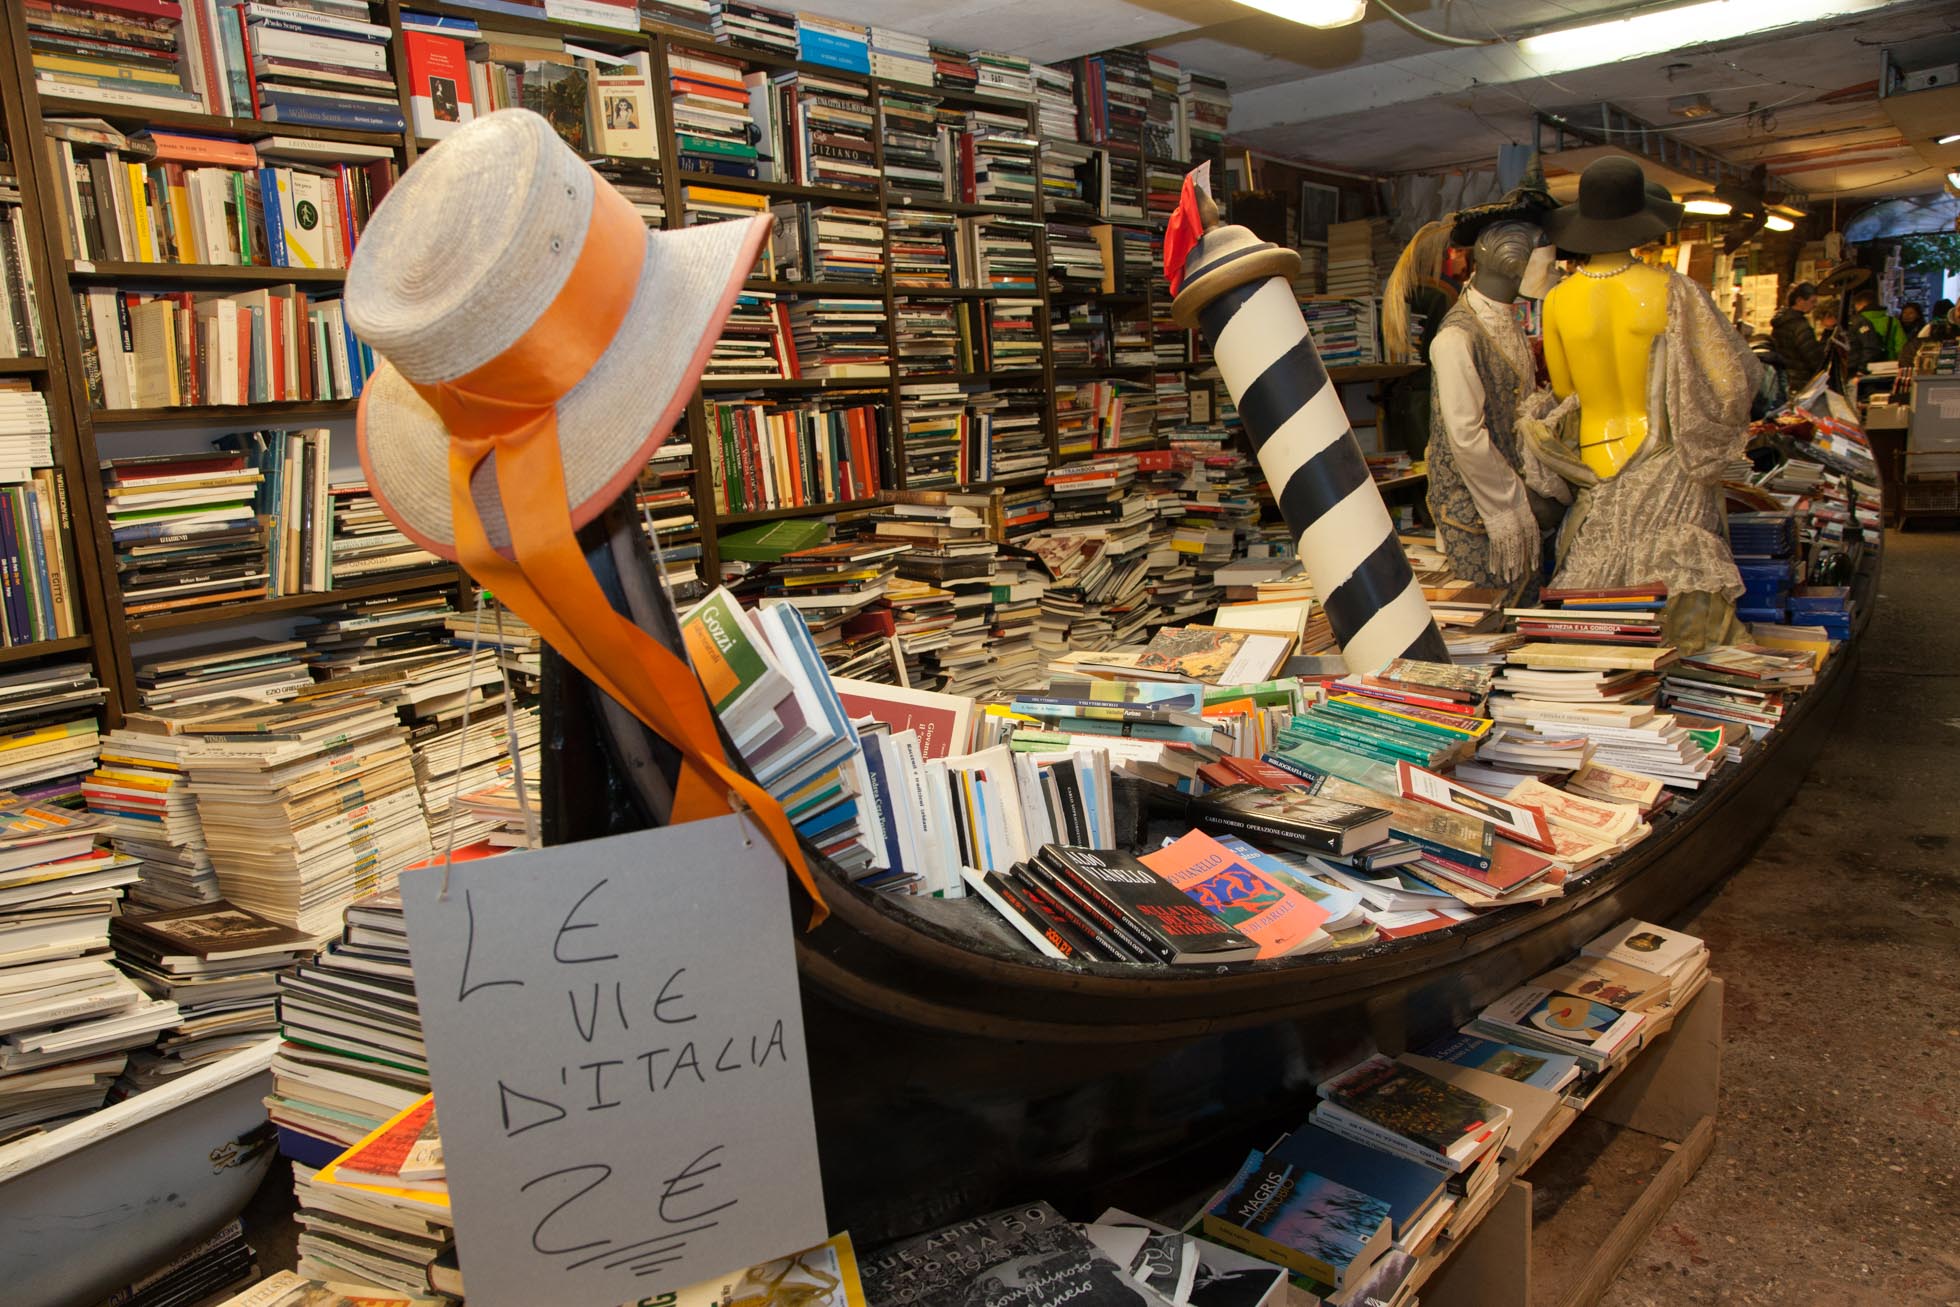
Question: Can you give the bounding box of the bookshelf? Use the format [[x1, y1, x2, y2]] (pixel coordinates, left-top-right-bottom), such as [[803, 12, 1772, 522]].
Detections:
[[0, 0, 1254, 720]]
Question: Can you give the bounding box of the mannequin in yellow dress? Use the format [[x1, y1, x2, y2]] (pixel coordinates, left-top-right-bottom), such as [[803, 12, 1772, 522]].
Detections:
[[1525, 159, 1762, 652]]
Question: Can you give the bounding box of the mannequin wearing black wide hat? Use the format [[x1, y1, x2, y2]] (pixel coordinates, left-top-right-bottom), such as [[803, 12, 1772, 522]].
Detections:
[[1519, 157, 1763, 654], [1424, 157, 1566, 602]]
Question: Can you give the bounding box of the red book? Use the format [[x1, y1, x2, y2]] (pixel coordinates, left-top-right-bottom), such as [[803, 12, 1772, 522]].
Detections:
[[80, 0, 183, 19]]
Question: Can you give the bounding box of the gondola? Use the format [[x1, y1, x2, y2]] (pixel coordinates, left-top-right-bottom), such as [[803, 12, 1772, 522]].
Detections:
[[541, 501, 1876, 1247]]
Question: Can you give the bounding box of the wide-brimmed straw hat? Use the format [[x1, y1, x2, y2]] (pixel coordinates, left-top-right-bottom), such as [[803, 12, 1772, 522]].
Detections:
[[347, 109, 767, 560], [1544, 157, 1675, 256]]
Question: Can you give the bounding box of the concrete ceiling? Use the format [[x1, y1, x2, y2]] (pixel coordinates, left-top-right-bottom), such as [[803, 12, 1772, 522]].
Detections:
[[818, 0, 1960, 199]]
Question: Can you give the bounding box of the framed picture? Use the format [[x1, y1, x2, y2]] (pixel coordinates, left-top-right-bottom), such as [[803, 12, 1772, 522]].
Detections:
[[1298, 180, 1341, 246]]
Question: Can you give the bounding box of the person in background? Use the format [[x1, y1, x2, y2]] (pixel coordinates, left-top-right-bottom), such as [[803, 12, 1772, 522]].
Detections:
[[1770, 281, 1829, 385], [1813, 295, 1854, 393], [1898, 302, 1925, 339], [1850, 288, 1904, 363], [1923, 299, 1956, 343]]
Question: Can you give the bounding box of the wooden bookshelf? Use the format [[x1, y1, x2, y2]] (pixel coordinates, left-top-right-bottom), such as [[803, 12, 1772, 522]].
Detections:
[[0, 634, 93, 665], [68, 263, 350, 286], [0, 0, 1275, 716], [125, 569, 463, 635]]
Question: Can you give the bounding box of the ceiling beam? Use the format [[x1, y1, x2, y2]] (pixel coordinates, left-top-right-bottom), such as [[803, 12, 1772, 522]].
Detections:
[[1227, 0, 1908, 133]]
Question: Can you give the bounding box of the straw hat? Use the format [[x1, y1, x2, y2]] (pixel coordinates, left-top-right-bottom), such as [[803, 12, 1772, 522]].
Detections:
[[348, 109, 767, 560]]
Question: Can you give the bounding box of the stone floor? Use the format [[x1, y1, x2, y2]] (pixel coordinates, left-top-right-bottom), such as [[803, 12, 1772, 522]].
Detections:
[[1599, 528, 1960, 1307]]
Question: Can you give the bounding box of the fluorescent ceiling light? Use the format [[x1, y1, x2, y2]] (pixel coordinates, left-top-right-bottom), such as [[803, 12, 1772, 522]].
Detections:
[[1521, 0, 1859, 63], [1233, 0, 1369, 28], [1682, 195, 1733, 215], [1940, 133, 1960, 145], [1763, 214, 1795, 231]]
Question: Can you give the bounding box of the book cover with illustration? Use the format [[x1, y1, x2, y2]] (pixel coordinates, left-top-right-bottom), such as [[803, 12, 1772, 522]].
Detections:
[[1139, 829, 1330, 958], [1201, 1149, 1393, 1290], [1134, 625, 1246, 681], [856, 1202, 1174, 1307], [1415, 1033, 1579, 1091], [1316, 1054, 1509, 1158]]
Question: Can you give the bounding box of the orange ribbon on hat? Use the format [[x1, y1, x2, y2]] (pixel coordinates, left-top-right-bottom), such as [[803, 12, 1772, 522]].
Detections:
[[404, 176, 826, 926]]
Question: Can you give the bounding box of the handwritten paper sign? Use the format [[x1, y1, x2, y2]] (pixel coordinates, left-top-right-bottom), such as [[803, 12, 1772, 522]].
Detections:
[[401, 816, 827, 1307]]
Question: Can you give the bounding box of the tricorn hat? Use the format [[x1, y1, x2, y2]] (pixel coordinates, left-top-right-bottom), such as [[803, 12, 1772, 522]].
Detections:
[[1449, 154, 1558, 248], [1544, 157, 1676, 255]]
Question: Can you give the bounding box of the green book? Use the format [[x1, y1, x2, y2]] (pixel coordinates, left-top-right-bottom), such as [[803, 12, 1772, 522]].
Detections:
[[677, 586, 788, 746], [718, 517, 828, 563], [677, 133, 759, 159]]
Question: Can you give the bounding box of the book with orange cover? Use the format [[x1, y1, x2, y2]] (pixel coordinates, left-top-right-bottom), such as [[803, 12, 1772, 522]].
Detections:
[[1140, 829, 1330, 958], [314, 1093, 450, 1209]]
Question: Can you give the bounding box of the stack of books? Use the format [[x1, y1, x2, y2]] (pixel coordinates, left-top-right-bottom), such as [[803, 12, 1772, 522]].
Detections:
[[1032, 63, 1080, 140], [880, 90, 950, 199], [710, 0, 795, 55], [1100, 149, 1146, 220], [931, 42, 978, 92], [682, 183, 772, 274], [244, 4, 405, 132], [966, 118, 1040, 208], [409, 693, 540, 854], [1659, 645, 1815, 732], [641, 0, 712, 31], [306, 1093, 456, 1297], [26, 0, 198, 115], [1045, 221, 1107, 292], [108, 900, 313, 1096], [889, 211, 958, 286], [757, 537, 903, 626], [1144, 52, 1182, 159], [639, 435, 706, 600], [962, 215, 1043, 290], [102, 450, 270, 619], [181, 691, 434, 938], [95, 1220, 259, 1307], [974, 49, 1034, 99], [1301, 296, 1380, 367], [131, 635, 314, 711], [773, 72, 879, 191], [667, 46, 759, 179], [0, 800, 161, 1138], [601, 164, 667, 229], [794, 11, 867, 72], [894, 304, 967, 376], [330, 483, 443, 585], [83, 728, 224, 910], [0, 662, 105, 810], [884, 494, 1000, 696], [1111, 307, 1153, 366], [1074, 48, 1150, 146], [772, 204, 885, 284], [868, 25, 934, 86], [1179, 68, 1231, 162], [1039, 138, 1096, 214], [706, 287, 792, 381], [77, 285, 372, 409], [788, 297, 890, 379], [986, 298, 1044, 372], [267, 890, 425, 1164]]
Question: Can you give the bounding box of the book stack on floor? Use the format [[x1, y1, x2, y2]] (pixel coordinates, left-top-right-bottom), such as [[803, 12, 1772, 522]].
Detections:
[[131, 636, 315, 713], [267, 889, 423, 1162], [84, 727, 224, 910], [107, 900, 310, 1096], [875, 493, 999, 696], [306, 1091, 457, 1299], [406, 689, 539, 854], [181, 690, 433, 939], [755, 536, 904, 635], [0, 799, 162, 1140], [0, 663, 107, 809], [453, 779, 540, 848]]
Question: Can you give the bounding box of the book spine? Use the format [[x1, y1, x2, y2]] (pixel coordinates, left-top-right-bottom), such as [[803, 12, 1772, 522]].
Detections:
[[1043, 856, 1177, 964]]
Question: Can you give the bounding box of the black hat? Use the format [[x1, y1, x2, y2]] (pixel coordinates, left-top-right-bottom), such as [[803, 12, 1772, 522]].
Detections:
[[1449, 154, 1557, 248], [1544, 157, 1675, 255], [1643, 180, 1684, 228]]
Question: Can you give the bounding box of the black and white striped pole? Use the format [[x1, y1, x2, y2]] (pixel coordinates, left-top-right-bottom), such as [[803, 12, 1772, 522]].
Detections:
[[1171, 188, 1448, 673]]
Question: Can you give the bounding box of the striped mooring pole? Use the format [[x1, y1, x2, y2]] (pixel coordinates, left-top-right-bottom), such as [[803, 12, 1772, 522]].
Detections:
[[1171, 190, 1449, 673]]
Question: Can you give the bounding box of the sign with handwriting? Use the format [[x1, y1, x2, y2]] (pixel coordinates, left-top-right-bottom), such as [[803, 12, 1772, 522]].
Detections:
[[402, 817, 827, 1307]]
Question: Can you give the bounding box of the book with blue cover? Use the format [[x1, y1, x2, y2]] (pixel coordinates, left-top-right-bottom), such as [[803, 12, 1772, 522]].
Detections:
[[1416, 1032, 1581, 1091], [1201, 1148, 1394, 1292], [1263, 1124, 1449, 1239]]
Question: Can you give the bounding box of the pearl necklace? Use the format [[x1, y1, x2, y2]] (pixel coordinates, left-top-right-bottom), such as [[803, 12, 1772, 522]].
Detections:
[[1577, 259, 1638, 280]]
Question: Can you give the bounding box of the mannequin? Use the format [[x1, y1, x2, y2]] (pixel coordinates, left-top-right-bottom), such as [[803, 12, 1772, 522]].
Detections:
[[1525, 158, 1761, 653], [1424, 160, 1564, 602]]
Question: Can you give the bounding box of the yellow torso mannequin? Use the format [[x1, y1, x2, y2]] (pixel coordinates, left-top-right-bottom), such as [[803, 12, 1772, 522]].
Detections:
[[1542, 253, 1672, 478]]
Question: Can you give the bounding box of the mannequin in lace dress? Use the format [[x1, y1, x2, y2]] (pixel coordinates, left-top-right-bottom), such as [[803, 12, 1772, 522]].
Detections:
[[1426, 201, 1566, 603], [1522, 158, 1762, 653]]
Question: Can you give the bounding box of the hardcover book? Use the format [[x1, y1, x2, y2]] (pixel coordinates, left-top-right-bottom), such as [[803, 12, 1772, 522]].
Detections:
[[1036, 844, 1258, 965], [1187, 783, 1393, 858], [1201, 1147, 1393, 1291]]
